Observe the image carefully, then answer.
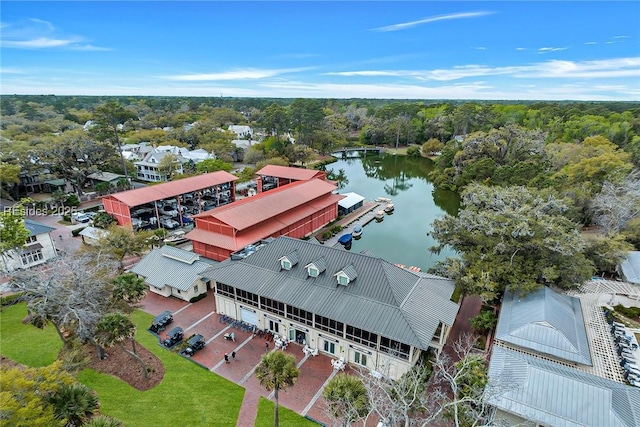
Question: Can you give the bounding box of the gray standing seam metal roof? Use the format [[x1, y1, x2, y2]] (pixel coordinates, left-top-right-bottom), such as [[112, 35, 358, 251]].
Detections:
[[619, 251, 640, 285], [130, 246, 215, 291], [24, 219, 56, 236], [202, 236, 459, 349], [487, 346, 640, 427], [496, 286, 592, 366]]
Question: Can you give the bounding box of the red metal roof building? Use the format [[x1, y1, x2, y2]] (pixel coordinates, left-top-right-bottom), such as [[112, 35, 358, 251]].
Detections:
[[102, 172, 238, 229], [256, 164, 327, 193], [187, 178, 344, 261]]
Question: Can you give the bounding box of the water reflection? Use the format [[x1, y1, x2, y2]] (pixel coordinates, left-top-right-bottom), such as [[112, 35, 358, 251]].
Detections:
[[323, 154, 459, 271]]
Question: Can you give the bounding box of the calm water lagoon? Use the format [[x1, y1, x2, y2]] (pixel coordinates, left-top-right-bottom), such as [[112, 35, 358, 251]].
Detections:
[[324, 154, 460, 271]]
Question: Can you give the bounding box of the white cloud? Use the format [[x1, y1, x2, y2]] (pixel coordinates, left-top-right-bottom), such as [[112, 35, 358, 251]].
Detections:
[[475, 47, 487, 50], [585, 42, 597, 45], [372, 11, 493, 32], [538, 47, 569, 53], [516, 47, 527, 51], [2, 37, 81, 49], [324, 57, 640, 82], [164, 67, 313, 81], [0, 18, 109, 50]]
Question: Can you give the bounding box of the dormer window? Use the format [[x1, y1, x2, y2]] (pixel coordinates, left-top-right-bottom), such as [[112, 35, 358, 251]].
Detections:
[[334, 263, 357, 286], [305, 257, 326, 278], [279, 251, 298, 271]]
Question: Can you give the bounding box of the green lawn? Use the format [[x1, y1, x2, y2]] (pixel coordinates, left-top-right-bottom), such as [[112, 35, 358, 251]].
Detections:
[[255, 397, 320, 427], [1, 303, 321, 427], [0, 303, 62, 367]]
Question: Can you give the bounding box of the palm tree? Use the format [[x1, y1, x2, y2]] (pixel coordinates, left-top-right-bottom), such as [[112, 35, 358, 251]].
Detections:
[[323, 374, 370, 426], [255, 351, 300, 427], [48, 383, 99, 426], [94, 312, 148, 380], [111, 273, 147, 313]]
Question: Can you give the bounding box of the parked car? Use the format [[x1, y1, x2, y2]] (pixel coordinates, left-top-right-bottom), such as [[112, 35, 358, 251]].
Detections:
[[161, 206, 178, 216], [160, 217, 180, 229], [150, 310, 173, 333], [163, 326, 184, 347], [131, 217, 144, 228], [72, 212, 91, 223], [182, 334, 205, 356]]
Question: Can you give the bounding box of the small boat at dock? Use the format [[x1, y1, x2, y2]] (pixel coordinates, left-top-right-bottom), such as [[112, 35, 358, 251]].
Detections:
[[375, 197, 392, 203], [338, 233, 353, 246], [375, 210, 385, 221], [384, 203, 394, 213], [352, 224, 363, 238]]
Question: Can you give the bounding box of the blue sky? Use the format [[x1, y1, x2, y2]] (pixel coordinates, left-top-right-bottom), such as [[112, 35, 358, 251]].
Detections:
[[1, 1, 639, 100]]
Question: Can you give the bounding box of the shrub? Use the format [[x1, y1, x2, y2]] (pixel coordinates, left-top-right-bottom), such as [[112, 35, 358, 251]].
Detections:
[[189, 293, 207, 303], [62, 214, 71, 222], [406, 146, 421, 157], [614, 304, 640, 321], [322, 231, 332, 240]]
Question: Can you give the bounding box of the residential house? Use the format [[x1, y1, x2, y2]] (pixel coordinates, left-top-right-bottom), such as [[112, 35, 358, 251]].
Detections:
[[135, 146, 215, 182], [201, 236, 460, 379], [1, 219, 57, 273], [228, 125, 252, 139], [130, 246, 215, 301]]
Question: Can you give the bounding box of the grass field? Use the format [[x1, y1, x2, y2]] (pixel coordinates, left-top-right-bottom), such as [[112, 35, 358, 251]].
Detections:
[[255, 397, 319, 427], [1, 303, 319, 427]]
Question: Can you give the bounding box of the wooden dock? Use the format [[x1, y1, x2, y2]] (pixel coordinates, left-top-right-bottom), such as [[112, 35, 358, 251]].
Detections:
[[321, 201, 383, 248]]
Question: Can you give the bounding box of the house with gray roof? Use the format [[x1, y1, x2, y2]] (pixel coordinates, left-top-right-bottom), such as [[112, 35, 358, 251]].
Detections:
[[487, 286, 640, 426], [201, 236, 460, 380], [1, 219, 57, 273], [495, 286, 592, 365], [487, 346, 640, 427], [130, 245, 215, 301]]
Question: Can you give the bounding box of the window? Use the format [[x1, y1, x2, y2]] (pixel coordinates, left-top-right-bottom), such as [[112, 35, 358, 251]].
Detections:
[[315, 314, 344, 337], [20, 250, 43, 266], [286, 305, 313, 326], [338, 275, 349, 286], [346, 325, 378, 348], [237, 289, 259, 307], [25, 235, 37, 244], [194, 285, 198, 293], [216, 282, 235, 299], [308, 267, 318, 277], [268, 319, 280, 334], [323, 340, 336, 354], [380, 337, 411, 361], [354, 351, 367, 367], [260, 296, 285, 316], [281, 259, 291, 270]]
